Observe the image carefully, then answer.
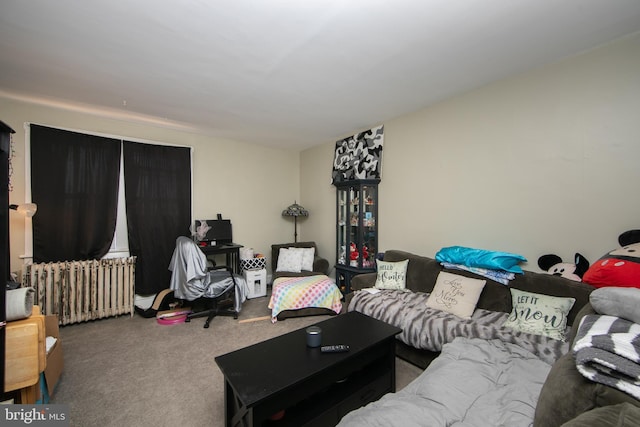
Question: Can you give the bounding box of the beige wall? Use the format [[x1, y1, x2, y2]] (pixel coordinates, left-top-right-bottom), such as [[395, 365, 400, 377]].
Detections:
[[2, 97, 301, 275], [299, 142, 337, 274], [5, 32, 640, 279], [301, 33, 640, 273]]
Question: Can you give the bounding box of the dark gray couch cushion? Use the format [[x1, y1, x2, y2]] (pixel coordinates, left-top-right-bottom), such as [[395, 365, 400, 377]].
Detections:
[[533, 303, 640, 427], [561, 403, 640, 427]]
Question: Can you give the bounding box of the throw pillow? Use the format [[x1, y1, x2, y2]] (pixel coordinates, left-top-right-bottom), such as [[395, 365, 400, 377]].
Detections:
[[299, 247, 315, 271], [425, 271, 486, 319], [275, 248, 303, 273], [435, 245, 527, 274], [590, 287, 640, 324], [503, 289, 575, 340], [374, 259, 409, 290], [582, 229, 640, 289], [583, 258, 640, 289]]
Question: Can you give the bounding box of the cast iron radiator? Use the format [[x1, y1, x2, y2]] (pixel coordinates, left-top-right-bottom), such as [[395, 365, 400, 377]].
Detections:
[[22, 257, 136, 325]]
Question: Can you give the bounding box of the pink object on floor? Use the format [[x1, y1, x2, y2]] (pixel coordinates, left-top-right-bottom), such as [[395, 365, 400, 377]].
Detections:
[[156, 313, 188, 325]]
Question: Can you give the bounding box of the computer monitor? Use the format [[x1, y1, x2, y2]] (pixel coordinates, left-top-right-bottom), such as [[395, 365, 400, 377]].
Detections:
[[194, 219, 232, 245]]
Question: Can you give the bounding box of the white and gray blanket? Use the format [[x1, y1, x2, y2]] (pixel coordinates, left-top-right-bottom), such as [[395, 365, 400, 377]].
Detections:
[[573, 314, 640, 399], [349, 289, 568, 364], [338, 337, 552, 427]]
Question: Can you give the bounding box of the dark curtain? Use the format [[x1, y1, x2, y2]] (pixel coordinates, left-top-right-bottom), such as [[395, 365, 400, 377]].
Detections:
[[123, 141, 191, 295], [30, 125, 121, 263]]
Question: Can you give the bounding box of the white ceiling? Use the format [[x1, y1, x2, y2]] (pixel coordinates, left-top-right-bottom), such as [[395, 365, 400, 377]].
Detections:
[[1, 1, 640, 150]]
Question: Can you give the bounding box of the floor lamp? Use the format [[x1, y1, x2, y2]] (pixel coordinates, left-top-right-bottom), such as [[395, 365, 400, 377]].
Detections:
[[9, 203, 38, 217], [7, 203, 37, 282], [282, 201, 308, 243]]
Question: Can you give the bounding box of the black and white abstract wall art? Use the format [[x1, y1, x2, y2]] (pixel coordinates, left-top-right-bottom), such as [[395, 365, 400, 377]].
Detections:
[[332, 125, 384, 184]]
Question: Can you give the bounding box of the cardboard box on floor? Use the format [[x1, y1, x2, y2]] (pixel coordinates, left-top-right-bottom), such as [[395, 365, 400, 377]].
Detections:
[[43, 315, 63, 398]]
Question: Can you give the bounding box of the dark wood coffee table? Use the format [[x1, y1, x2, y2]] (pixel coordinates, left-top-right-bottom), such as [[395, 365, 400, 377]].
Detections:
[[215, 311, 402, 427]]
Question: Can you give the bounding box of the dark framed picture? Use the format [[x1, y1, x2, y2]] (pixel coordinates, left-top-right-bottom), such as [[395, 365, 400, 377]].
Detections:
[[332, 125, 383, 184]]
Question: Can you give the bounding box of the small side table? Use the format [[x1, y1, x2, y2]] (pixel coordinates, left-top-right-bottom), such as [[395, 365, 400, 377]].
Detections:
[[335, 264, 375, 294]]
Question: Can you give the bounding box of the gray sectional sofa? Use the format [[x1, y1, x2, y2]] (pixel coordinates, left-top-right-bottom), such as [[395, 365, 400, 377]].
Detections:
[[346, 249, 593, 368], [339, 249, 640, 426]]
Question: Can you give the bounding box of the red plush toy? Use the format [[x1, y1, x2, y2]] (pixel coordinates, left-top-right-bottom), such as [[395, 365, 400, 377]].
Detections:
[[582, 230, 640, 289], [349, 242, 369, 261]]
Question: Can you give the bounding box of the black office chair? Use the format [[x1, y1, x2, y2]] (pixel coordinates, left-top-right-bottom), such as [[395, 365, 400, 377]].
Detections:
[[169, 236, 243, 328]]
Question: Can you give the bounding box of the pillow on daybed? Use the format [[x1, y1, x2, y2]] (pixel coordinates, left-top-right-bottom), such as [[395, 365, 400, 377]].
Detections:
[[298, 247, 315, 271], [374, 259, 409, 290], [589, 287, 640, 324], [502, 289, 575, 341], [425, 271, 486, 319], [276, 247, 315, 272], [276, 248, 303, 273], [435, 245, 527, 274]]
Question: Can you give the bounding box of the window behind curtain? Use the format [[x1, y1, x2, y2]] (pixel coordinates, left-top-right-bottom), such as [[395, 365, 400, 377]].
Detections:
[[30, 125, 121, 263], [123, 141, 191, 295]]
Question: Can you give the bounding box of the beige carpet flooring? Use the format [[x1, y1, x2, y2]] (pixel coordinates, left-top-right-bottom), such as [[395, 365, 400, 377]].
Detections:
[[50, 293, 423, 426]]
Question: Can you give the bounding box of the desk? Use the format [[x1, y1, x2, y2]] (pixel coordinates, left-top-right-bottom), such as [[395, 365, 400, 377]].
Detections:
[[199, 243, 243, 274]]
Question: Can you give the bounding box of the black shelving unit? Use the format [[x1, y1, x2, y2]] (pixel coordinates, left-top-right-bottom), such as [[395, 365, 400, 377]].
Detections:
[[334, 179, 379, 293]]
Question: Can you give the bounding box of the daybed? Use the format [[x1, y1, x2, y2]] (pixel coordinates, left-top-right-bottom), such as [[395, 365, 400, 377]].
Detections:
[[270, 241, 329, 280], [268, 242, 342, 321], [338, 250, 640, 426]]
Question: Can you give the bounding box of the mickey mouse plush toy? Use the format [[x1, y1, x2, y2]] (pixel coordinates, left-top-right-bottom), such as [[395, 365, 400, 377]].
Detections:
[[538, 253, 590, 282], [582, 230, 640, 289]]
